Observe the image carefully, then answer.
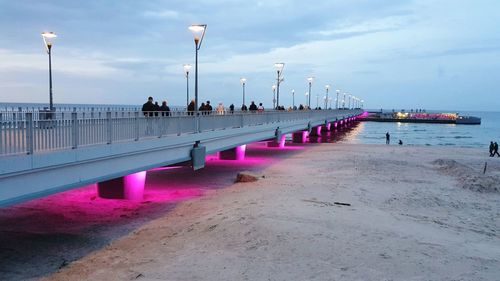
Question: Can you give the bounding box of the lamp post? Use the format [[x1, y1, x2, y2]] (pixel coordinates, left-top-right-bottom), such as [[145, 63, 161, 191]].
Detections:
[[291, 89, 295, 109], [316, 94, 319, 109], [274, 63, 284, 109], [348, 95, 352, 109], [272, 85, 276, 109], [41, 31, 57, 112], [183, 64, 192, 108], [188, 24, 207, 115], [325, 85, 330, 109], [342, 92, 346, 109], [307, 77, 314, 108], [240, 78, 247, 106], [305, 92, 309, 108], [361, 99, 364, 108], [336, 89, 340, 109]]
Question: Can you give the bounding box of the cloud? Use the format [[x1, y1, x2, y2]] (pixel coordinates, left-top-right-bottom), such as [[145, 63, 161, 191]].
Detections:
[[141, 9, 180, 19]]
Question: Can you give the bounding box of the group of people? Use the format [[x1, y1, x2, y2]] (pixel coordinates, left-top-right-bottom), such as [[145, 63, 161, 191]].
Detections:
[[385, 132, 403, 145], [141, 96, 170, 117], [489, 141, 500, 157]]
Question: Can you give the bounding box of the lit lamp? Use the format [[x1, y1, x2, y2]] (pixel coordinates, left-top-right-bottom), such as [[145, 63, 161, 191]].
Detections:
[[272, 85, 277, 109], [325, 85, 330, 109], [274, 63, 285, 109], [41, 31, 57, 112], [307, 77, 314, 108], [240, 78, 247, 107], [188, 24, 207, 115], [291, 89, 295, 109], [183, 64, 192, 108]]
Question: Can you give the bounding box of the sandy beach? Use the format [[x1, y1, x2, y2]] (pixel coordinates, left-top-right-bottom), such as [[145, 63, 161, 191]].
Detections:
[[1, 141, 499, 280]]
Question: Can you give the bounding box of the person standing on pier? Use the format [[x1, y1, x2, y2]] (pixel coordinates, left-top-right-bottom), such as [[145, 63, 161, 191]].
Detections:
[[386, 132, 390, 145], [187, 100, 195, 116], [160, 101, 170, 117], [249, 101, 257, 112], [142, 96, 155, 117], [490, 141, 495, 157], [229, 103, 235, 114]]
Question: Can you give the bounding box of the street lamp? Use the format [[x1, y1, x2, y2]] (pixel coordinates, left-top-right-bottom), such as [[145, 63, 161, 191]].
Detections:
[[325, 85, 330, 109], [305, 92, 309, 108], [274, 63, 284, 109], [291, 89, 295, 109], [272, 85, 276, 109], [348, 94, 352, 109], [361, 99, 364, 108], [342, 92, 346, 109], [183, 64, 192, 108], [188, 24, 207, 115], [336, 89, 340, 109], [240, 78, 247, 106], [316, 94, 319, 109], [307, 77, 314, 108], [41, 31, 57, 112]]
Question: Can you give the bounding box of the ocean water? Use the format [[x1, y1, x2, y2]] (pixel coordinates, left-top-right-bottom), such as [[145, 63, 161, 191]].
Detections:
[[341, 111, 500, 149]]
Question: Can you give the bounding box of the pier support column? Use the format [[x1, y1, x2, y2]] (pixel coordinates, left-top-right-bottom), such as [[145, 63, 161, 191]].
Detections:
[[97, 171, 146, 201], [292, 131, 308, 143], [322, 122, 331, 132], [219, 145, 246, 160], [267, 134, 286, 148], [309, 125, 322, 137]]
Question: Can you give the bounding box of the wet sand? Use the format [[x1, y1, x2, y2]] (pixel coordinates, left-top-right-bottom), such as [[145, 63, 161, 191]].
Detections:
[[1, 136, 499, 280]]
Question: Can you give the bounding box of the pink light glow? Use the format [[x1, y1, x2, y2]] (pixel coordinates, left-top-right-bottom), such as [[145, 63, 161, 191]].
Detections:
[[123, 171, 146, 201], [316, 126, 322, 136], [326, 123, 331, 130], [361, 111, 369, 117], [236, 144, 246, 160], [334, 122, 338, 128]]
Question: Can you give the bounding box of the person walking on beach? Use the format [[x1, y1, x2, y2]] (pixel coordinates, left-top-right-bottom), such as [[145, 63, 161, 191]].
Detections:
[[386, 132, 390, 144], [490, 141, 495, 157], [494, 142, 500, 157]]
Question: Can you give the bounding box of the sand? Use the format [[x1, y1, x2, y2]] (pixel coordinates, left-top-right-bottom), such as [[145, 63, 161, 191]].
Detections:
[[1, 141, 499, 280]]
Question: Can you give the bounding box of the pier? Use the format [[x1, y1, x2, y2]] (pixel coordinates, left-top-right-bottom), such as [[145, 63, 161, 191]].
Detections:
[[360, 111, 481, 125], [0, 109, 363, 207]]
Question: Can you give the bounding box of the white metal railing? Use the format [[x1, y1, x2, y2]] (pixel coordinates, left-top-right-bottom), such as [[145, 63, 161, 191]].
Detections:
[[0, 109, 360, 156]]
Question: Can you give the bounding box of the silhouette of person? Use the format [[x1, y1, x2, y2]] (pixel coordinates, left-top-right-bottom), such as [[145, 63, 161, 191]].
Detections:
[[241, 104, 248, 111], [142, 96, 155, 117], [229, 103, 234, 114], [399, 139, 403, 145], [187, 100, 195, 116], [159, 101, 170, 117], [386, 132, 390, 144], [494, 142, 500, 157], [490, 141, 495, 157], [249, 101, 258, 111]]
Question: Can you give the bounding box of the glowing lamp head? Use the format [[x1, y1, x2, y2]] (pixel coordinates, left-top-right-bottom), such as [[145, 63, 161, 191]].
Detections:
[[274, 62, 285, 73], [307, 77, 314, 84], [292, 89, 295, 94], [325, 85, 330, 91], [41, 31, 57, 52], [305, 91, 309, 96], [183, 64, 192, 75], [189, 24, 207, 46], [240, 78, 247, 85], [272, 85, 276, 91]]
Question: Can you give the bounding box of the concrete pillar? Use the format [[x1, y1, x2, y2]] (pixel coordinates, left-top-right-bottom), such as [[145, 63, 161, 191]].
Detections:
[[309, 125, 322, 137], [267, 134, 286, 148], [97, 171, 146, 201], [292, 131, 308, 143], [219, 145, 246, 160]]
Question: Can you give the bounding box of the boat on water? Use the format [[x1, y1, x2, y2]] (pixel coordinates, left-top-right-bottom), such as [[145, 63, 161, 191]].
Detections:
[[360, 111, 481, 125]]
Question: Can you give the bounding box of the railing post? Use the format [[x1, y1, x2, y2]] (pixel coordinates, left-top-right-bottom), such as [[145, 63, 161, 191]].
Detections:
[[107, 111, 112, 144], [134, 111, 139, 141], [26, 112, 34, 154], [71, 112, 78, 149]]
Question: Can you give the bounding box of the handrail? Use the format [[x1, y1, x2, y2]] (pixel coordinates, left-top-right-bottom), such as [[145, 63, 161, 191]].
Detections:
[[0, 109, 361, 156]]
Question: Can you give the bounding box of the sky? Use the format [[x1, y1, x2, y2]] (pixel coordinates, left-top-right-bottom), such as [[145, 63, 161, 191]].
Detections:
[[0, 0, 499, 111]]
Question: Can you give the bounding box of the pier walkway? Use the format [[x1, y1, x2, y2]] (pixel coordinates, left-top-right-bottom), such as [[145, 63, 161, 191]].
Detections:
[[0, 109, 363, 206]]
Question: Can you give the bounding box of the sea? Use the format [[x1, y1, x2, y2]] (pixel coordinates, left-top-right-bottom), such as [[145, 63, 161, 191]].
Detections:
[[1, 103, 498, 149], [340, 111, 500, 149]]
